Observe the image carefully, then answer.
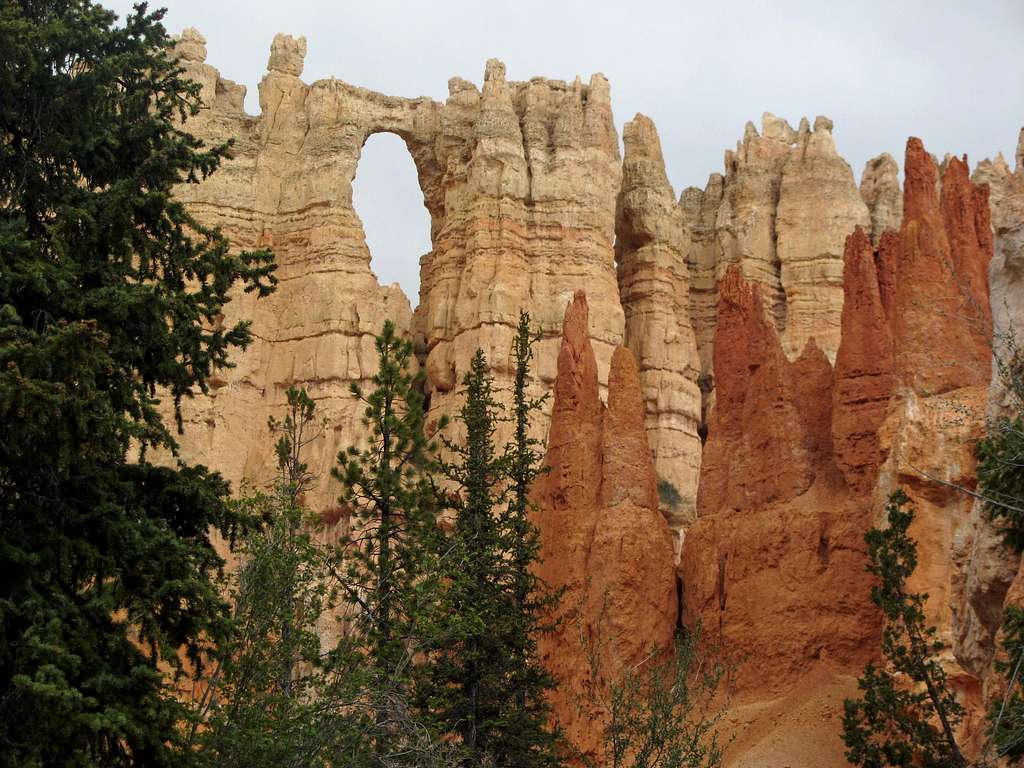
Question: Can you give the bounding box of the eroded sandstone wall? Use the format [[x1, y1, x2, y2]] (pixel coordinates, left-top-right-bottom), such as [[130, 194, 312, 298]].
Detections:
[[682, 136, 1001, 764], [171, 31, 635, 516], [860, 152, 903, 244], [615, 115, 702, 528], [679, 112, 869, 387], [169, 27, 1024, 766], [953, 130, 1024, 714], [169, 30, 419, 515], [685, 264, 877, 697], [413, 58, 626, 449], [532, 292, 677, 763]]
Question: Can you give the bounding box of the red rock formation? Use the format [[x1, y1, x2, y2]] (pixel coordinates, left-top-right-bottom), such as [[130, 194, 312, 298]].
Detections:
[[831, 226, 895, 493], [685, 268, 874, 697], [890, 139, 991, 394], [695, 268, 822, 517], [875, 229, 900, 323], [941, 154, 993, 343], [683, 137, 998, 761], [792, 340, 836, 462], [534, 291, 676, 763]]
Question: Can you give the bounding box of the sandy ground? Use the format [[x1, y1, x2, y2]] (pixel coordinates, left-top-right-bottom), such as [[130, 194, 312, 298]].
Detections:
[[718, 662, 859, 768]]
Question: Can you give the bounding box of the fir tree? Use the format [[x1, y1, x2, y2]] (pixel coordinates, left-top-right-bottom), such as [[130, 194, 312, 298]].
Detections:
[[332, 321, 442, 757], [193, 387, 365, 768], [842, 490, 966, 768], [422, 312, 560, 768], [201, 386, 455, 768], [0, 2, 275, 765], [424, 348, 511, 763], [495, 311, 562, 767]]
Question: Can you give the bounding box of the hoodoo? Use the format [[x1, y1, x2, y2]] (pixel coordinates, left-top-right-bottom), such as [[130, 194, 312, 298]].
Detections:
[[532, 291, 677, 763], [167, 31, 1024, 766]]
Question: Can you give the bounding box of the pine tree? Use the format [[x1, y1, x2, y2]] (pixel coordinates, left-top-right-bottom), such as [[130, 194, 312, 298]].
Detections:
[[196, 386, 452, 768], [977, 328, 1024, 759], [989, 606, 1024, 759], [332, 321, 443, 758], [0, 3, 276, 765], [422, 312, 561, 768], [842, 490, 966, 768], [194, 387, 367, 768], [424, 348, 511, 763], [496, 310, 562, 766]]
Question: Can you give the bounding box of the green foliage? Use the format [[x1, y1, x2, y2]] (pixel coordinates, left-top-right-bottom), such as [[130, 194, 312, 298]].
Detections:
[[584, 622, 728, 768], [842, 491, 966, 768], [657, 478, 683, 513], [976, 323, 1024, 550], [977, 326, 1024, 760], [193, 388, 362, 768], [975, 417, 1024, 552], [420, 311, 561, 767], [195, 386, 456, 768], [987, 606, 1024, 759], [423, 349, 514, 763], [498, 310, 562, 766], [331, 320, 445, 759], [0, 2, 275, 765]]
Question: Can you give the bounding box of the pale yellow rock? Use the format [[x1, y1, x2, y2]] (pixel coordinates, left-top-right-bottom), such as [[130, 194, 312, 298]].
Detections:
[[952, 130, 1024, 686], [616, 114, 702, 531], [412, 58, 626, 457], [714, 113, 792, 328], [860, 152, 903, 244], [167, 33, 427, 514], [169, 33, 626, 515], [682, 113, 869, 379], [174, 27, 207, 62], [267, 33, 307, 76], [679, 178, 722, 395], [776, 116, 871, 360]]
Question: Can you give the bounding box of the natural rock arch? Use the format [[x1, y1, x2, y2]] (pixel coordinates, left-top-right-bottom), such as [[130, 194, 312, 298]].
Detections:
[[351, 131, 433, 305]]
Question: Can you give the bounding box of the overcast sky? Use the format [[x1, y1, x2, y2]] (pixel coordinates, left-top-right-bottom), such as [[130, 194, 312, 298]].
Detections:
[[108, 0, 1024, 303]]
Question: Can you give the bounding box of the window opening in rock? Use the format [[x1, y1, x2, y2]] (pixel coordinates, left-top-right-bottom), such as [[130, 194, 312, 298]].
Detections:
[[351, 132, 430, 307]]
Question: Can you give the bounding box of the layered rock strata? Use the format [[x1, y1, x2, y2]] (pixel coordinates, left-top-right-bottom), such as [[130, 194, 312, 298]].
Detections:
[[680, 113, 869, 385], [415, 58, 627, 446], [684, 137, 996, 761], [169, 30, 418, 512], [167, 29, 1024, 765], [170, 32, 631, 513], [615, 115, 702, 527], [533, 292, 677, 762]]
